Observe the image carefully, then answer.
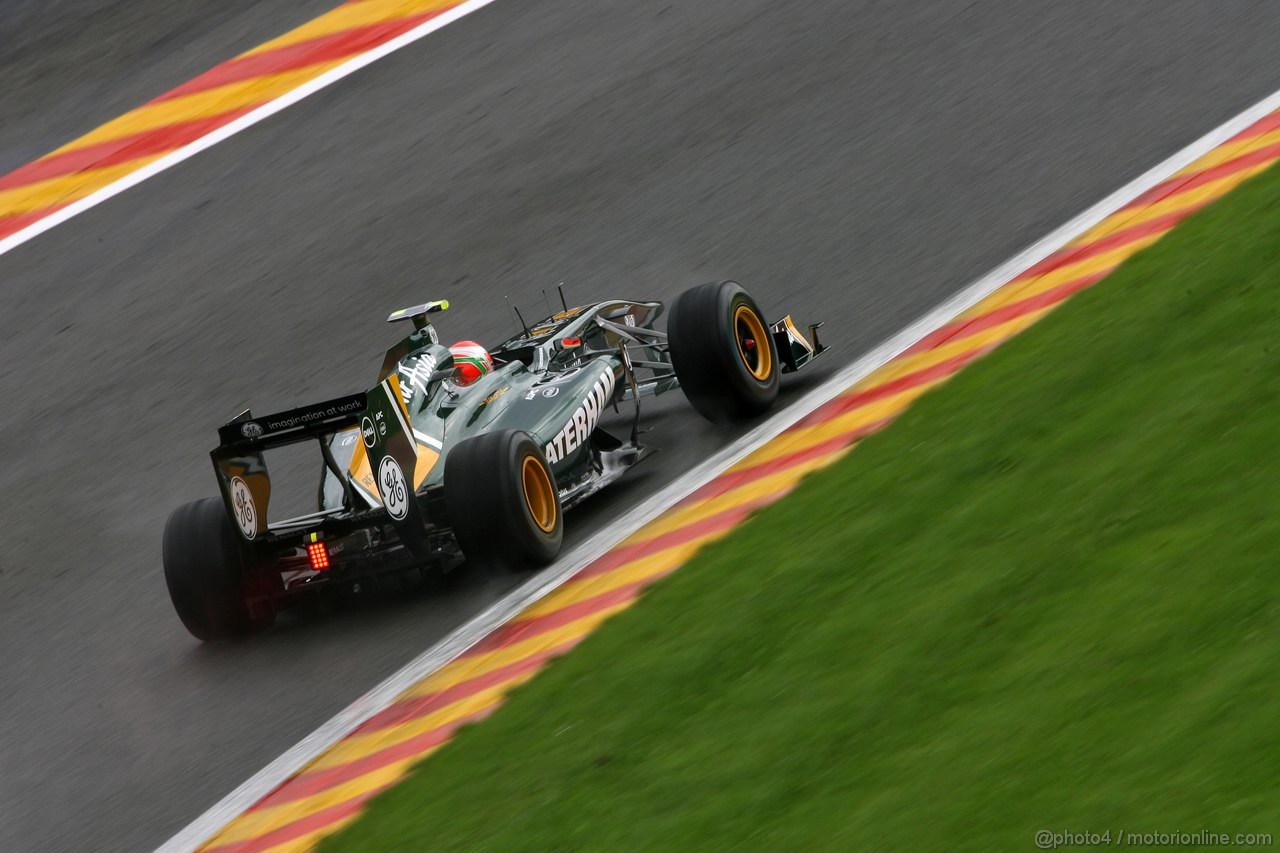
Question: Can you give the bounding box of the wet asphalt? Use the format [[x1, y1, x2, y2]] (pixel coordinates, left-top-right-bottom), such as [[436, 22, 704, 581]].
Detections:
[[2, 1, 1280, 849]]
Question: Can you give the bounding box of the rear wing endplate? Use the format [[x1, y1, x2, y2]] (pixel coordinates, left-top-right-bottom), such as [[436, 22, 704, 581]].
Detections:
[[210, 392, 367, 541]]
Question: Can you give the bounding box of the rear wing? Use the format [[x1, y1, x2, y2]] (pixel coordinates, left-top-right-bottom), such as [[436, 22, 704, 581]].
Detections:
[[209, 393, 368, 541], [208, 379, 428, 556], [215, 392, 368, 448]]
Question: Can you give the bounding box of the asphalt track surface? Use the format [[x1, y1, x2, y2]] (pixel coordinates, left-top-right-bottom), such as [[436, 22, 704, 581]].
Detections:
[[3, 2, 1280, 850], [0, 0, 341, 173]]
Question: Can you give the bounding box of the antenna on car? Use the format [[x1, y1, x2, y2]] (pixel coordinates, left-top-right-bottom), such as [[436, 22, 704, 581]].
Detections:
[[513, 304, 532, 337], [507, 297, 532, 338], [504, 296, 530, 337], [541, 288, 552, 316], [557, 282, 568, 312]]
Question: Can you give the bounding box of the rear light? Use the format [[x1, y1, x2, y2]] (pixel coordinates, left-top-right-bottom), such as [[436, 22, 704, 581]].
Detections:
[[559, 337, 582, 349], [307, 541, 331, 571]]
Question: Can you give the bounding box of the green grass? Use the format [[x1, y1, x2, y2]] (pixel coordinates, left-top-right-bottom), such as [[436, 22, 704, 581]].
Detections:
[[325, 165, 1280, 851]]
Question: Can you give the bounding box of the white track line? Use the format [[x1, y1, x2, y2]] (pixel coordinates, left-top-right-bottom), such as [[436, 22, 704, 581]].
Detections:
[[0, 0, 505, 259], [158, 87, 1280, 852]]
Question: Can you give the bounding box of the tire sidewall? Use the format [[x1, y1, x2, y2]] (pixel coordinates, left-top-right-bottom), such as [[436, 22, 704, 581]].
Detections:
[[162, 497, 268, 641], [669, 280, 781, 421], [496, 431, 563, 565], [446, 429, 563, 574], [715, 283, 780, 408]]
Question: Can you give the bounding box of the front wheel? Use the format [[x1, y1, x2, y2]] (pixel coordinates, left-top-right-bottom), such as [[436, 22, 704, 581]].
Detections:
[[445, 429, 563, 575], [163, 497, 274, 641], [668, 280, 780, 422]]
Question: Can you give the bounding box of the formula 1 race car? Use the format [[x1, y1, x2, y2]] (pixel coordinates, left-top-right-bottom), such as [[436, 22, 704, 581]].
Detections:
[[163, 281, 826, 640]]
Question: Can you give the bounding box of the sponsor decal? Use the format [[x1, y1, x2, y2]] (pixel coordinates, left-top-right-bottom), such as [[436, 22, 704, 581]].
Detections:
[[377, 456, 410, 520], [240, 422, 263, 438], [396, 352, 438, 398], [229, 476, 257, 539], [340, 432, 358, 447], [624, 314, 636, 327], [361, 416, 377, 448], [541, 386, 559, 398], [543, 367, 617, 464], [258, 394, 365, 432], [481, 386, 510, 407]]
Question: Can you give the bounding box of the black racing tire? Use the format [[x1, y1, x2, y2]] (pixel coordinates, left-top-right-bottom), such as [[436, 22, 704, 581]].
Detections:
[[162, 497, 274, 641], [668, 280, 781, 422], [445, 429, 563, 575]]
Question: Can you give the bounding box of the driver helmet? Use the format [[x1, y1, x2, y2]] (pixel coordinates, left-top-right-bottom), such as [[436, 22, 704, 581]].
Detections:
[[449, 340, 494, 386]]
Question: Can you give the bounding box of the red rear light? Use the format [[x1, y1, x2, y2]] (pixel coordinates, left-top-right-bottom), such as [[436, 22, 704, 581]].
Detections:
[[307, 541, 331, 571], [560, 337, 582, 348]]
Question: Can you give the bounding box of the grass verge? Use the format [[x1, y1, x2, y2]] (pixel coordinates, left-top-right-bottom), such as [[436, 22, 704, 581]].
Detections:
[[325, 165, 1280, 850]]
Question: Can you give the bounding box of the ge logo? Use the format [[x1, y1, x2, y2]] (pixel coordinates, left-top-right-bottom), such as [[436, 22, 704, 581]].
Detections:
[[229, 477, 257, 539], [377, 456, 409, 520]]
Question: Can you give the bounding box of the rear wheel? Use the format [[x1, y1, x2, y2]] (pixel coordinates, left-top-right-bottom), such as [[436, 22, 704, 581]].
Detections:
[[445, 429, 563, 574], [668, 280, 780, 422], [163, 497, 274, 641]]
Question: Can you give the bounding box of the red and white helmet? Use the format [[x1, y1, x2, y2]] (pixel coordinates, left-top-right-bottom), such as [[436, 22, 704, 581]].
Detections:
[[449, 340, 493, 386]]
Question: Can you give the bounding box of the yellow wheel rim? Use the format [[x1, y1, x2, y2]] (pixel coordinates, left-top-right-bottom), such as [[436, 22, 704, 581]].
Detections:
[[733, 305, 773, 381], [521, 455, 558, 533]]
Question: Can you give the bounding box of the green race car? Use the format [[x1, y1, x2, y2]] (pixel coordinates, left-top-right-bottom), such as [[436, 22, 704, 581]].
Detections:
[[163, 280, 825, 641]]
